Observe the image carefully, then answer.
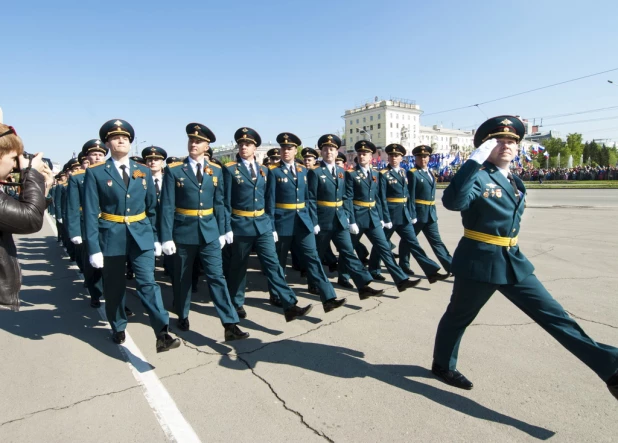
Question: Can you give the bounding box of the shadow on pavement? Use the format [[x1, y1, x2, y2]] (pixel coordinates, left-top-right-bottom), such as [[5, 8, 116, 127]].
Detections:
[[221, 338, 555, 440]]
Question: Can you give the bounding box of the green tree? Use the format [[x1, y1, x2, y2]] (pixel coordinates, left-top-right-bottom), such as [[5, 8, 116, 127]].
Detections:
[[218, 155, 233, 164], [565, 133, 584, 161]]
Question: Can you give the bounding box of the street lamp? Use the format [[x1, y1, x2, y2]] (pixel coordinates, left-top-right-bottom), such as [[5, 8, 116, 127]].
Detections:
[[359, 129, 372, 142], [134, 140, 147, 156], [608, 80, 616, 86]]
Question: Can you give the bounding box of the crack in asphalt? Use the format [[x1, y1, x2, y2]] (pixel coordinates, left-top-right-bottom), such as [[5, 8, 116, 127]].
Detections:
[[543, 275, 618, 283], [236, 354, 335, 443], [0, 385, 140, 427], [470, 322, 535, 327], [565, 310, 618, 330]]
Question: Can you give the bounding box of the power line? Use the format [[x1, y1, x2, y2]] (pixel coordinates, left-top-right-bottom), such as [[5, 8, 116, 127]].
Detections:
[[528, 105, 618, 121], [423, 67, 618, 117], [541, 115, 618, 127]]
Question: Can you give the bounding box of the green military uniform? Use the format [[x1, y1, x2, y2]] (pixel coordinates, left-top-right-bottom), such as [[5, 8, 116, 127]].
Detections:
[[432, 115, 618, 390], [399, 145, 452, 274], [265, 133, 341, 306], [159, 123, 240, 329], [222, 128, 306, 317], [84, 120, 171, 341]]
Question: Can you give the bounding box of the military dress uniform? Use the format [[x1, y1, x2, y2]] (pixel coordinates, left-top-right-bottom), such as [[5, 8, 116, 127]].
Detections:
[[67, 140, 106, 306], [160, 123, 246, 339], [399, 145, 452, 274], [431, 116, 618, 396], [222, 129, 312, 321], [369, 144, 445, 282], [307, 134, 383, 300], [84, 119, 178, 352], [53, 173, 66, 243], [346, 141, 418, 292], [265, 132, 344, 312]]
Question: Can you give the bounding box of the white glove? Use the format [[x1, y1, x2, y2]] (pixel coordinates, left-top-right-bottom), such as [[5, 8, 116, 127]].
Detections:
[[349, 223, 360, 235], [273, 231, 279, 242], [71, 236, 82, 245], [154, 242, 162, 257], [380, 220, 385, 228], [89, 252, 104, 269], [469, 138, 498, 164], [219, 235, 226, 249], [412, 218, 417, 224], [224, 231, 234, 244], [58, 218, 63, 224], [162, 240, 176, 255], [313, 225, 321, 235], [384, 222, 393, 229]]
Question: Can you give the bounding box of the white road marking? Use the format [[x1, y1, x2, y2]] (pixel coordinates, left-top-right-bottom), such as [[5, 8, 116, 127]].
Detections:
[[45, 212, 200, 442]]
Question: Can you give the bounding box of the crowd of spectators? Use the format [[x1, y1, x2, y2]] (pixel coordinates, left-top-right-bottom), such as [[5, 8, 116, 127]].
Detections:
[[513, 166, 618, 182]]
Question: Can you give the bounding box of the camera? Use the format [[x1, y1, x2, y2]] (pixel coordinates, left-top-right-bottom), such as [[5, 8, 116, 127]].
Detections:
[[22, 152, 35, 160]]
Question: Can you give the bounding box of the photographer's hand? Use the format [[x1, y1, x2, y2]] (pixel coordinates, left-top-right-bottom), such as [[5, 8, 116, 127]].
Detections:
[[18, 152, 45, 172], [41, 164, 54, 195]]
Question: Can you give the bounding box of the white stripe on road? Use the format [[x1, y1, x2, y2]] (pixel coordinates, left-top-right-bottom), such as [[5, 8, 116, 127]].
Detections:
[[45, 212, 200, 443]]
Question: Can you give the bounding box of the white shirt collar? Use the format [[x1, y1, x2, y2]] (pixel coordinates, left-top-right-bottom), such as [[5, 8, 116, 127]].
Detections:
[[496, 166, 510, 178], [112, 157, 130, 169], [283, 161, 295, 169]]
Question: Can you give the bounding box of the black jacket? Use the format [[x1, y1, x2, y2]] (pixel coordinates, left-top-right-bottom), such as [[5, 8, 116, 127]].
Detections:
[[0, 168, 46, 311]]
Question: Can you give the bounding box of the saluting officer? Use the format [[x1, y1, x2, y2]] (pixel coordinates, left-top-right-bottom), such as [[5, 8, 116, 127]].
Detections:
[[84, 119, 180, 352], [431, 116, 618, 402], [222, 128, 313, 321], [399, 145, 452, 276], [160, 123, 248, 341], [307, 134, 383, 300], [67, 139, 107, 307], [346, 140, 419, 292], [266, 132, 346, 313], [370, 144, 448, 283]]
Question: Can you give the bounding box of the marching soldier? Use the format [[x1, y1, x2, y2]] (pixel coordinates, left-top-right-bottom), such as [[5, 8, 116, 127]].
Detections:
[[267, 147, 281, 165], [307, 134, 383, 300], [63, 158, 81, 263], [431, 115, 618, 402], [302, 147, 318, 169], [67, 139, 107, 307], [399, 145, 452, 275], [346, 140, 420, 292], [53, 171, 67, 243], [266, 132, 346, 313], [160, 123, 248, 341], [84, 119, 180, 352], [222, 128, 313, 321], [369, 144, 448, 283]]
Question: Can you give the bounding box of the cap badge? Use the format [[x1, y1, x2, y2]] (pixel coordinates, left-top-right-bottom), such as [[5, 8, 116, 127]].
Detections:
[[327, 135, 333, 140], [242, 128, 248, 133], [194, 125, 200, 130], [114, 120, 123, 126], [500, 118, 513, 126]]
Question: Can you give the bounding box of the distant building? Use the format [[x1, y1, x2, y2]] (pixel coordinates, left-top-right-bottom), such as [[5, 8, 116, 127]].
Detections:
[[342, 98, 474, 162], [211, 142, 280, 164]]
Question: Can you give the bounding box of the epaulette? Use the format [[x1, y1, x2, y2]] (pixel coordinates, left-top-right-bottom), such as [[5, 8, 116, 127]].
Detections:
[[380, 169, 388, 174], [409, 168, 417, 173], [208, 162, 221, 169], [72, 169, 85, 176], [225, 161, 236, 167], [89, 162, 105, 168], [168, 162, 183, 168], [312, 165, 321, 170], [296, 164, 306, 169], [268, 164, 278, 170], [346, 166, 355, 172]]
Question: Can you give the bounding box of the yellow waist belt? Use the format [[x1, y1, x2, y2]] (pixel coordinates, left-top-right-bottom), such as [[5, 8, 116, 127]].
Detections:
[[275, 203, 305, 210], [353, 200, 376, 207], [415, 199, 435, 205], [387, 197, 407, 203], [175, 208, 214, 216], [464, 228, 518, 247], [317, 200, 343, 207], [100, 212, 147, 224], [232, 208, 265, 217]]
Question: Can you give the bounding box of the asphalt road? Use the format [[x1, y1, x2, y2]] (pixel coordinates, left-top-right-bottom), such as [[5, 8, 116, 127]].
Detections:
[[2, 189, 617, 442]]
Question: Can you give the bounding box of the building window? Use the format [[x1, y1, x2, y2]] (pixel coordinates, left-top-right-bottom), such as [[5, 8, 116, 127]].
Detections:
[[370, 125, 373, 130], [363, 126, 366, 131], [396, 123, 399, 129], [390, 113, 393, 118], [356, 119, 359, 124], [396, 114, 399, 119], [370, 115, 373, 121], [356, 128, 359, 133], [350, 129, 353, 134], [390, 123, 393, 128], [363, 117, 366, 123], [377, 132, 381, 138], [378, 114, 381, 119], [350, 120, 353, 125], [377, 123, 381, 129]]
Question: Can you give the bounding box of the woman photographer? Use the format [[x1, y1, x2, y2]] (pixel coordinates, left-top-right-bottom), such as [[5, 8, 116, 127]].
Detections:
[[0, 124, 53, 311]]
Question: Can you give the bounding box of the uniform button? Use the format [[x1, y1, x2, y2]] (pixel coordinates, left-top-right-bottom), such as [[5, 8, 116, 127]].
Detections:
[[199, 216, 202, 219], [127, 194, 130, 198], [200, 203, 203, 206], [296, 198, 299, 201], [369, 198, 372, 200], [200, 190, 202, 193], [126, 208, 130, 212], [255, 198, 258, 201], [512, 229, 516, 232]]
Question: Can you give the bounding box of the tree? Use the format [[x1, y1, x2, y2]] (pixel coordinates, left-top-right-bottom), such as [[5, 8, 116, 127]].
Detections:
[[565, 133, 584, 161], [219, 155, 233, 164]]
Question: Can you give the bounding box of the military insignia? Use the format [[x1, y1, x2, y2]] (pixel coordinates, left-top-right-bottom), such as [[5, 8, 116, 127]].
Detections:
[[486, 183, 497, 188], [205, 167, 213, 176], [283, 134, 289, 140], [504, 128, 510, 132], [420, 178, 423, 182], [500, 118, 513, 126], [483, 191, 489, 198], [242, 128, 248, 132], [284, 178, 288, 183], [235, 167, 240, 175], [495, 189, 502, 198], [132, 169, 146, 179], [304, 176, 307, 183], [338, 172, 344, 179], [283, 168, 288, 174], [114, 120, 123, 126], [372, 176, 377, 183], [327, 135, 333, 140], [107, 180, 112, 187], [213, 177, 218, 186], [142, 178, 147, 189], [490, 190, 495, 197], [260, 168, 265, 177], [296, 166, 302, 173]]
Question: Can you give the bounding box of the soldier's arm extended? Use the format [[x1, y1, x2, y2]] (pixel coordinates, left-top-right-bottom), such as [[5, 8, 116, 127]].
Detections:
[[83, 169, 101, 255], [66, 175, 81, 239], [160, 166, 175, 243], [442, 160, 483, 212], [306, 168, 319, 227], [344, 170, 356, 225]]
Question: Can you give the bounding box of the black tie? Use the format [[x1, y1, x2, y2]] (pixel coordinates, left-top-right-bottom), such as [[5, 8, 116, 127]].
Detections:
[[120, 165, 130, 187], [400, 169, 405, 178], [154, 178, 160, 194], [507, 173, 519, 200], [367, 169, 372, 184], [250, 163, 256, 180], [332, 167, 337, 179], [289, 164, 296, 181], [196, 163, 203, 184]]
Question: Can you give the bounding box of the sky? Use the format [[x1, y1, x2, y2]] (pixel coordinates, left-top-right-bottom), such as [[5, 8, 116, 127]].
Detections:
[[2, 0, 618, 164]]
